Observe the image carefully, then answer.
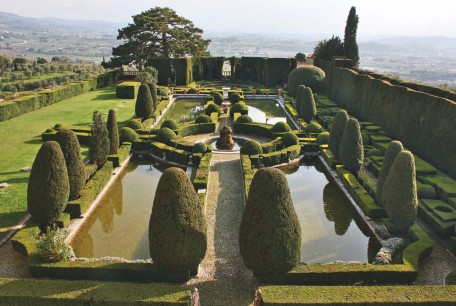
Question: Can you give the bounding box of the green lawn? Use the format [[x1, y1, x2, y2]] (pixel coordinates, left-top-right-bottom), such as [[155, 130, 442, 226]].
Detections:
[[0, 86, 137, 238]]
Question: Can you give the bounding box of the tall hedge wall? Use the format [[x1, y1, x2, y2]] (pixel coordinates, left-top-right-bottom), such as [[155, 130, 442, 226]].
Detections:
[[146, 59, 173, 86], [265, 58, 297, 87], [327, 60, 456, 179]]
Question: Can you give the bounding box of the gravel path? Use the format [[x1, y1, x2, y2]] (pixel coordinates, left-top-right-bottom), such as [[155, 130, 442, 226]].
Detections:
[[186, 152, 256, 306], [0, 241, 31, 278]]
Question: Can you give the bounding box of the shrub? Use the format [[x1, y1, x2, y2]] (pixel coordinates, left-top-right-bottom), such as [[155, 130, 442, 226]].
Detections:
[[55, 129, 85, 201], [377, 141, 404, 204], [417, 184, 437, 199], [339, 118, 364, 174], [195, 115, 213, 124], [304, 121, 323, 134], [192, 142, 207, 154], [287, 66, 326, 98], [147, 82, 158, 111], [135, 84, 153, 119], [281, 132, 299, 147], [119, 127, 139, 143], [240, 140, 263, 155], [316, 131, 329, 144], [36, 226, 73, 262], [107, 109, 119, 154], [328, 110, 349, 160], [149, 167, 207, 272], [239, 167, 301, 274], [89, 111, 110, 167], [300, 87, 316, 123], [382, 151, 418, 233], [45, 128, 55, 133], [229, 102, 248, 119], [156, 127, 176, 143], [211, 91, 224, 105], [161, 119, 179, 130], [205, 103, 220, 116], [125, 119, 143, 130], [229, 92, 241, 104], [187, 88, 197, 94], [295, 85, 305, 112], [271, 121, 291, 133], [237, 115, 253, 124], [27, 141, 69, 231]]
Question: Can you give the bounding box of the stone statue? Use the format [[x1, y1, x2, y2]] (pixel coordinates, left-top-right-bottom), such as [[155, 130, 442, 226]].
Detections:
[[216, 126, 234, 150]]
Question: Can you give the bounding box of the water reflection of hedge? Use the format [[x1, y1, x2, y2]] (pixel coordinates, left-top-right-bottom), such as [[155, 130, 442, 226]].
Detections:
[[323, 183, 352, 236]]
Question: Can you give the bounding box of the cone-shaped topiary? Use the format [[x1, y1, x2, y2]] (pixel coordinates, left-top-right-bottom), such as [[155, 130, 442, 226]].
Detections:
[[119, 127, 139, 143], [281, 132, 299, 147], [339, 118, 363, 174], [300, 87, 316, 123], [377, 141, 404, 204], [229, 92, 241, 104], [236, 115, 253, 124], [211, 91, 224, 105], [135, 84, 153, 119], [205, 103, 220, 116], [27, 141, 70, 231], [271, 121, 291, 133], [149, 167, 207, 272], [295, 85, 305, 112], [192, 142, 207, 154], [107, 109, 119, 154], [381, 151, 418, 233], [125, 119, 143, 130], [195, 115, 213, 124], [287, 66, 325, 98], [328, 110, 349, 160], [229, 102, 248, 119], [161, 119, 179, 130], [147, 82, 158, 111], [239, 167, 301, 274], [240, 140, 263, 155], [89, 111, 110, 167], [155, 127, 176, 143], [55, 129, 85, 201]]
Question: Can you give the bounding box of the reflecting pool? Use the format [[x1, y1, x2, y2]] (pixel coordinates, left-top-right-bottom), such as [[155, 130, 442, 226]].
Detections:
[[160, 99, 206, 125], [246, 99, 294, 126]]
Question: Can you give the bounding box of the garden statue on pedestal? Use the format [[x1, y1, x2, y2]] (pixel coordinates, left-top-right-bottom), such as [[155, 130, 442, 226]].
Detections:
[[216, 126, 234, 150]]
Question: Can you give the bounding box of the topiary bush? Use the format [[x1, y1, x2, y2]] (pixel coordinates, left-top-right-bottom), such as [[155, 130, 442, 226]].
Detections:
[[281, 132, 299, 147], [149, 167, 207, 272], [382, 151, 418, 233], [304, 121, 323, 134], [211, 91, 224, 105], [328, 110, 349, 160], [119, 127, 139, 143], [161, 119, 179, 130], [229, 92, 241, 104], [147, 82, 158, 111], [187, 88, 197, 94], [89, 111, 110, 167], [417, 184, 437, 199], [155, 127, 176, 143], [271, 121, 291, 133], [125, 119, 143, 130], [45, 128, 55, 133], [240, 140, 263, 156], [300, 87, 316, 123], [239, 167, 301, 274], [287, 66, 326, 98], [295, 85, 305, 113], [107, 109, 119, 155], [316, 131, 329, 144], [192, 142, 207, 154], [195, 115, 213, 124], [55, 129, 85, 201], [229, 102, 248, 119], [205, 103, 220, 116], [135, 84, 153, 119], [237, 115, 253, 124], [377, 141, 404, 204], [339, 118, 364, 174], [27, 141, 70, 231]]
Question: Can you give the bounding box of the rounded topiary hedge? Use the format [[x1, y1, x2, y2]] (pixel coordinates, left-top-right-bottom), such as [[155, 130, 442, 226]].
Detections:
[[119, 127, 139, 143], [382, 151, 418, 233], [205, 103, 220, 116], [281, 132, 299, 147], [28, 141, 70, 231], [229, 102, 248, 119], [316, 131, 329, 144], [295, 85, 305, 113], [195, 115, 213, 124], [237, 115, 253, 124], [300, 87, 316, 123], [155, 127, 176, 143], [161, 119, 179, 130], [229, 92, 241, 104], [55, 129, 85, 201], [417, 184, 436, 199], [107, 109, 119, 155], [271, 121, 291, 133], [192, 142, 207, 154], [339, 118, 364, 174], [125, 119, 143, 130], [287, 66, 326, 98], [328, 110, 349, 160], [377, 141, 404, 204], [239, 167, 301, 274], [211, 91, 224, 105], [149, 167, 207, 272], [135, 84, 153, 119], [240, 140, 263, 156], [304, 121, 323, 134]]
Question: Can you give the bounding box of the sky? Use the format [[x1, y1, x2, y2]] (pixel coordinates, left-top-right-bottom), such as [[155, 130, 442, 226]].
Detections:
[[1, 0, 455, 39]]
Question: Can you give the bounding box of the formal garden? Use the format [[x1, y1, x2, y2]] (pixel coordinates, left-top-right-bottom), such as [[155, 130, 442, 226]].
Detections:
[[0, 5, 456, 306]]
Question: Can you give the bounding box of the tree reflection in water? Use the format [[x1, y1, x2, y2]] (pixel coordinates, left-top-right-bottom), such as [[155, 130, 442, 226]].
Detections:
[[323, 183, 353, 236]]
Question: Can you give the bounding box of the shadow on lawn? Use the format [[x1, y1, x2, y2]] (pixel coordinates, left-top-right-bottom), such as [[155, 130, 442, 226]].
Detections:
[[0, 211, 27, 240]]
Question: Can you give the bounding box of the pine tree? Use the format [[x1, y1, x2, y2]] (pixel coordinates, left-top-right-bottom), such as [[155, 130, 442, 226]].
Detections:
[[344, 6, 360, 66], [107, 109, 119, 154]]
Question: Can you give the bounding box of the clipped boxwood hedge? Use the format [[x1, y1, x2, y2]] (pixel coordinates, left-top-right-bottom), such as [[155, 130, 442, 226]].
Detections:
[[176, 122, 216, 137], [107, 142, 132, 168], [115, 81, 139, 99], [150, 142, 190, 166]]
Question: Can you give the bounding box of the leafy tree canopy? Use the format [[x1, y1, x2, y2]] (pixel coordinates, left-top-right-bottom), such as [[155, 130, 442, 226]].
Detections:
[[110, 7, 210, 69]]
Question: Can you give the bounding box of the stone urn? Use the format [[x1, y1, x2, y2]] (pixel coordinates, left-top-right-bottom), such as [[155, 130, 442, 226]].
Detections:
[[216, 126, 235, 150]]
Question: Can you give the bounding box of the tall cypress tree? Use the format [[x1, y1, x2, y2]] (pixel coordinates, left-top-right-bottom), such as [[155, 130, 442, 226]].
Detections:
[[89, 111, 110, 167], [344, 6, 360, 66], [107, 109, 119, 154]]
